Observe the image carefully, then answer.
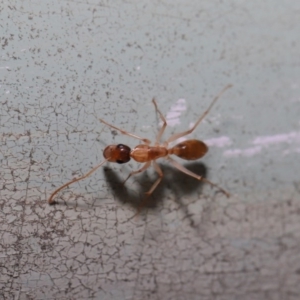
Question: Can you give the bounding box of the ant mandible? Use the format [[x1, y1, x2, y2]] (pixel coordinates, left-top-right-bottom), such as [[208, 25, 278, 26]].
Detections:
[[48, 84, 232, 205]]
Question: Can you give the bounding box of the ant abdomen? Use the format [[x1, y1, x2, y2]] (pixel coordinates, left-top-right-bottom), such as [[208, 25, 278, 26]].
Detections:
[[170, 139, 208, 160]]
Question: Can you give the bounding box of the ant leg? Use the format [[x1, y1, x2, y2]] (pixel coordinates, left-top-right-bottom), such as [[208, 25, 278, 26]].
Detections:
[[122, 161, 151, 185], [152, 98, 167, 146], [128, 161, 163, 221], [168, 157, 230, 197], [166, 84, 232, 143], [48, 159, 109, 204], [145, 161, 163, 196], [98, 118, 151, 144]]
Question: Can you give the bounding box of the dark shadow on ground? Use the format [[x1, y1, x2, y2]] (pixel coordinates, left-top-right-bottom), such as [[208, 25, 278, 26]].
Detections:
[[49, 161, 210, 226], [103, 161, 208, 218]]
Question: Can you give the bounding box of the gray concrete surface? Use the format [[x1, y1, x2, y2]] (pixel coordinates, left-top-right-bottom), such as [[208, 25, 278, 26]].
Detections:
[[1, 1, 300, 299]]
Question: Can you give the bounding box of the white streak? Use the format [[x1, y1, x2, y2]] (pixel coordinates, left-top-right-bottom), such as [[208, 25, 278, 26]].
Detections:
[[205, 136, 232, 148], [253, 131, 300, 146], [224, 146, 262, 157], [164, 98, 186, 127], [223, 130, 300, 158]]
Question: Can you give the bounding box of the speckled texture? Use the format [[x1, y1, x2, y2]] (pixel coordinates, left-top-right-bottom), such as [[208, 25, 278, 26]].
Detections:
[[1, 1, 300, 299]]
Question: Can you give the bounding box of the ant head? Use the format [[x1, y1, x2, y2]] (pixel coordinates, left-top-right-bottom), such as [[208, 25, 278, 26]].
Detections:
[[103, 144, 131, 164]]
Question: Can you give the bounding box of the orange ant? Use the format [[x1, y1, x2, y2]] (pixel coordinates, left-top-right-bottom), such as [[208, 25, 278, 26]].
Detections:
[[48, 84, 232, 205]]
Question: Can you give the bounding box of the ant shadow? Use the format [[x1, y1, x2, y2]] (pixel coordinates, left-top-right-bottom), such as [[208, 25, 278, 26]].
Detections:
[[103, 161, 208, 222]]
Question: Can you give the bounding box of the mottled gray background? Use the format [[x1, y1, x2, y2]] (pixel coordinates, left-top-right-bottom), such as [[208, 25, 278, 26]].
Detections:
[[1, 1, 300, 299]]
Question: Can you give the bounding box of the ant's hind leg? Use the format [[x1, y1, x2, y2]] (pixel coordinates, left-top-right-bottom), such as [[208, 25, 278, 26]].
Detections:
[[152, 98, 167, 146], [168, 157, 230, 197], [122, 161, 151, 185], [98, 118, 151, 144], [166, 84, 232, 143]]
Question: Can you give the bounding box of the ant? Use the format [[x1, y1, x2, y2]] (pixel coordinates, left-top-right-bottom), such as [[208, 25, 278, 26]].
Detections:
[[48, 84, 232, 205]]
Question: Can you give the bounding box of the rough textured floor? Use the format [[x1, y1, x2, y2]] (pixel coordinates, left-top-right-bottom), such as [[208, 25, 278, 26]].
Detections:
[[1, 1, 300, 299]]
